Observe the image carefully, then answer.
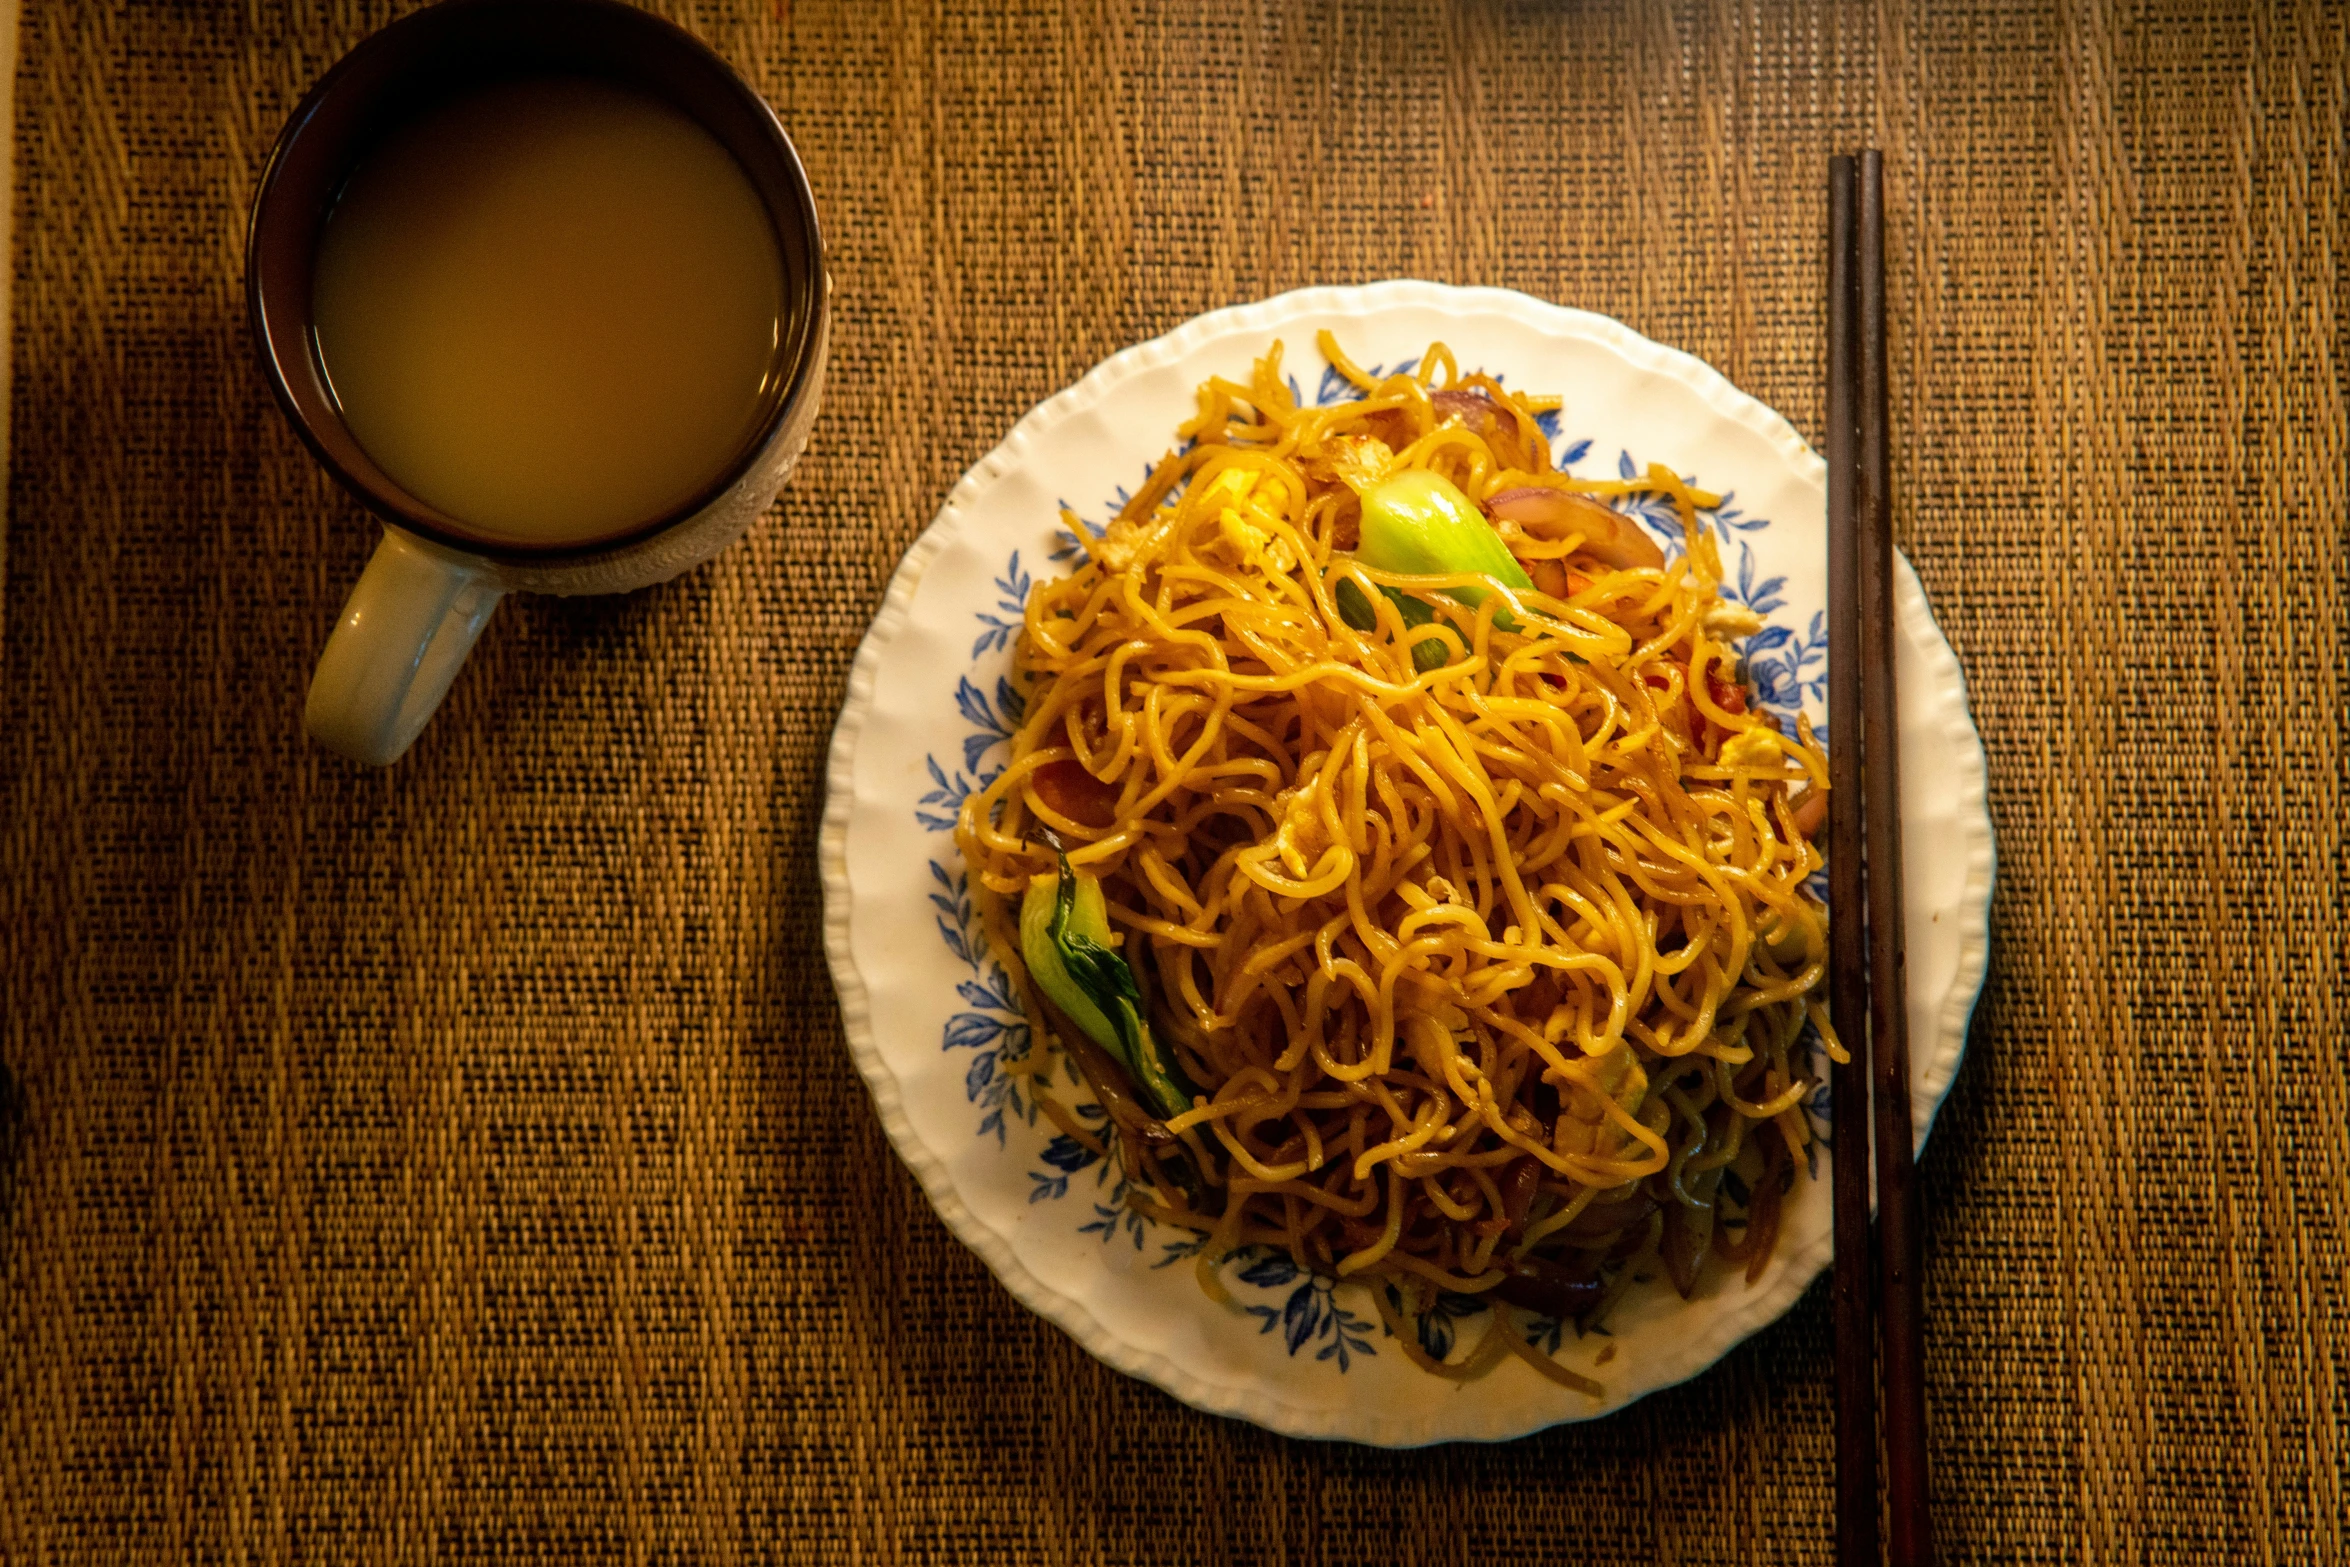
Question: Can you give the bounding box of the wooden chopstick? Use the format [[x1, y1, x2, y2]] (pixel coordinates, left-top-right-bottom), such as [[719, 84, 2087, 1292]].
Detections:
[[1822, 151, 1878, 1567], [1857, 147, 1936, 1567]]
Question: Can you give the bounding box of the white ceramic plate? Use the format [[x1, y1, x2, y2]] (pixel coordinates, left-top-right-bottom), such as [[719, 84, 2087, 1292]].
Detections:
[[821, 281, 1993, 1446]]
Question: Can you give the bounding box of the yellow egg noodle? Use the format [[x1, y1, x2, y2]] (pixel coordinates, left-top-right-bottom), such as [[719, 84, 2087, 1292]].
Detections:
[[954, 335, 1839, 1391]]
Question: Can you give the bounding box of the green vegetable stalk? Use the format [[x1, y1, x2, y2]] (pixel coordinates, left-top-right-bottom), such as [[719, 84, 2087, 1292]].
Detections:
[[1359, 469, 1534, 618], [1338, 470, 1536, 665], [1019, 854, 1194, 1120]]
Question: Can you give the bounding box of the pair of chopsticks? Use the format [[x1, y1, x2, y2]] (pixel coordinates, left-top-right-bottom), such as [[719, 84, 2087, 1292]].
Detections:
[[1825, 151, 1936, 1567]]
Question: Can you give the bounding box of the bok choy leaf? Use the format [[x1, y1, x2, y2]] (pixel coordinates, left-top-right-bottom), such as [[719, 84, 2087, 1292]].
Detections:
[[1019, 855, 1195, 1120], [1338, 469, 1537, 664]]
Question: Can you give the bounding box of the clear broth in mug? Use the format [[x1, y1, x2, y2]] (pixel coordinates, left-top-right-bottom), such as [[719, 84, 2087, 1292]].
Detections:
[[312, 76, 785, 546]]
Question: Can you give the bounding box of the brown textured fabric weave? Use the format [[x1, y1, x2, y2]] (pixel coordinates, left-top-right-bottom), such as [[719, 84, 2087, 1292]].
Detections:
[[3, 1, 2345, 1561]]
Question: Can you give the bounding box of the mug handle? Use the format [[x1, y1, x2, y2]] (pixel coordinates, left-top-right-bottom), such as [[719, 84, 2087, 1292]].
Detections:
[[305, 528, 503, 766]]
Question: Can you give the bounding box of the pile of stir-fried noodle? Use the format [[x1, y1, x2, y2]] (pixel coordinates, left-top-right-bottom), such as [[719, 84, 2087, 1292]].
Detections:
[[955, 336, 1838, 1390]]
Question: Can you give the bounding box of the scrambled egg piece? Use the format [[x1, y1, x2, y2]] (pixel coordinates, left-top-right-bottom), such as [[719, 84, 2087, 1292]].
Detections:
[[1204, 468, 1297, 579], [1717, 727, 1784, 772]]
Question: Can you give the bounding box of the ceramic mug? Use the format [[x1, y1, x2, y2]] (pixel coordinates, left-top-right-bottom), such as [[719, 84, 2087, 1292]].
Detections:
[[247, 0, 828, 765]]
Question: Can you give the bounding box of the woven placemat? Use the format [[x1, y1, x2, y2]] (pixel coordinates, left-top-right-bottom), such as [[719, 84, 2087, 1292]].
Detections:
[[3, 1, 2343, 1561]]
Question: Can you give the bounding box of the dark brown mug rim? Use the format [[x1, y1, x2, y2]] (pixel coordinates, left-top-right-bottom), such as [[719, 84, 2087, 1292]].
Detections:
[[246, 0, 827, 565]]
